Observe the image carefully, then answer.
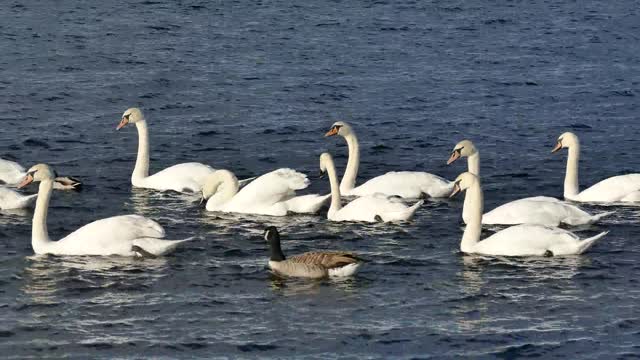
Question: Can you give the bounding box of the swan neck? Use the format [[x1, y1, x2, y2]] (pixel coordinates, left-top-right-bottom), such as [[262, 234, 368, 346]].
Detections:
[[468, 152, 480, 177], [133, 120, 150, 183], [340, 132, 360, 193], [32, 180, 53, 252], [461, 181, 483, 253], [564, 144, 580, 198], [326, 158, 343, 216], [204, 171, 239, 210]]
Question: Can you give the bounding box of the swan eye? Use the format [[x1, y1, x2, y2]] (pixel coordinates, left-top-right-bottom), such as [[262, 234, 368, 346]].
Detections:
[[124, 114, 131, 120]]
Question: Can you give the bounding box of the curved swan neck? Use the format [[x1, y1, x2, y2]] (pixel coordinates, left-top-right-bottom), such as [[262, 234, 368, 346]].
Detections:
[[340, 132, 360, 193], [204, 171, 239, 209], [133, 120, 150, 183], [468, 152, 480, 177], [32, 180, 54, 253], [461, 180, 483, 253], [564, 144, 580, 198], [325, 158, 343, 216]]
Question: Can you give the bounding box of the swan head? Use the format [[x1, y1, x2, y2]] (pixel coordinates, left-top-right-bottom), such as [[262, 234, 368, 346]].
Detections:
[[447, 139, 477, 165], [319, 152, 334, 173], [17, 164, 57, 188], [201, 170, 238, 203], [449, 172, 479, 198], [325, 121, 353, 137], [117, 107, 145, 130], [552, 132, 579, 153]]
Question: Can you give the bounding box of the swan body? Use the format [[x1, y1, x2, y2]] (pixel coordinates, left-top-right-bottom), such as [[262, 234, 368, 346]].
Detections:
[[265, 227, 363, 278], [20, 164, 187, 256], [0, 158, 81, 190], [117, 108, 218, 193], [325, 122, 453, 198], [452, 172, 607, 256], [448, 139, 612, 226], [203, 168, 329, 216], [320, 152, 423, 223], [0, 187, 37, 210], [553, 132, 640, 203]]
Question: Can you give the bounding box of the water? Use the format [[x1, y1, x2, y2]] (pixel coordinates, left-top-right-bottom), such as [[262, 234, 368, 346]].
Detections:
[[1, 0, 640, 358]]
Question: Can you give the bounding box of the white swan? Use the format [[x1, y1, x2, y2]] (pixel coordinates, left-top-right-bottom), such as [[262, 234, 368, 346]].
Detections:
[[117, 107, 218, 193], [448, 139, 612, 226], [19, 164, 187, 256], [320, 152, 423, 222], [451, 172, 608, 256], [552, 132, 640, 202], [202, 168, 330, 216], [0, 158, 81, 190], [325, 122, 453, 198], [0, 187, 37, 210]]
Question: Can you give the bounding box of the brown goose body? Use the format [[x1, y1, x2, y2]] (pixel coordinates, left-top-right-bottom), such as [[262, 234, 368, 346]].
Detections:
[[265, 227, 363, 279]]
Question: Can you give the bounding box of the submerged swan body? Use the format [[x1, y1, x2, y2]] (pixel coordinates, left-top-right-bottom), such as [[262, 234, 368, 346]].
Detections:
[[202, 168, 329, 216], [448, 139, 612, 226], [325, 122, 453, 198], [553, 132, 640, 203], [117, 108, 217, 193], [451, 172, 608, 256], [320, 152, 423, 222], [265, 227, 363, 278], [20, 164, 187, 256]]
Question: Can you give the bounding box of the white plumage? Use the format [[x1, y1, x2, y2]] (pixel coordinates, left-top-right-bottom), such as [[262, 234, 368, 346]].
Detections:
[[0, 187, 37, 210]]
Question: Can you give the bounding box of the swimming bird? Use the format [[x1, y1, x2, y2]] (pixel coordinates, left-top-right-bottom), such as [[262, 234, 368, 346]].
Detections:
[[450, 172, 608, 257], [448, 139, 612, 226], [552, 132, 640, 203], [265, 226, 363, 278], [19, 163, 188, 256], [325, 121, 453, 198]]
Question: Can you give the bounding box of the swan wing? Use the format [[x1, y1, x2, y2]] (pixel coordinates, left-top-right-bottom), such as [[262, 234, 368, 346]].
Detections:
[[334, 195, 421, 222], [576, 174, 640, 202], [228, 168, 310, 208], [483, 197, 593, 226], [349, 171, 453, 198], [55, 215, 165, 255], [141, 163, 215, 193]]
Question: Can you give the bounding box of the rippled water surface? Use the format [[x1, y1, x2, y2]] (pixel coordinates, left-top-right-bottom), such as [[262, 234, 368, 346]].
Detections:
[[1, 0, 640, 358]]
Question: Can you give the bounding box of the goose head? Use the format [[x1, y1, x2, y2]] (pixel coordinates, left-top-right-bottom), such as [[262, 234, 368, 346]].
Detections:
[[449, 172, 478, 198], [447, 139, 477, 165], [117, 107, 145, 130], [551, 132, 579, 153], [324, 121, 353, 137], [264, 226, 285, 261], [18, 164, 57, 188]]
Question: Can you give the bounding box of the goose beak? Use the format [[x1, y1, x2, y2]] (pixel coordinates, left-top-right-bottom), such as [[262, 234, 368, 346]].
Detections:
[[447, 151, 461, 165], [116, 117, 129, 130], [18, 174, 34, 189], [551, 141, 562, 153], [324, 127, 338, 137], [449, 183, 461, 198]]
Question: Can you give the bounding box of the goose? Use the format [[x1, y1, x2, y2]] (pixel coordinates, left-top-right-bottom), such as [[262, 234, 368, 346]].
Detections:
[[202, 168, 329, 216], [0, 158, 81, 190], [450, 172, 608, 256], [448, 139, 612, 226], [320, 152, 423, 222], [19, 163, 187, 256], [117, 107, 218, 193], [0, 186, 37, 210], [325, 121, 453, 198], [265, 226, 363, 278], [552, 132, 640, 202]]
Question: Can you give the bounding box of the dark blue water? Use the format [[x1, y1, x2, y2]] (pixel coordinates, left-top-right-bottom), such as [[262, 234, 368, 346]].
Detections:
[[2, 0, 640, 358]]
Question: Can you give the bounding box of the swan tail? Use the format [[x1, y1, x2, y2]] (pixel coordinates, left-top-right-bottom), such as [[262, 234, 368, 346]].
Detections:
[[53, 176, 83, 191], [284, 194, 330, 214], [380, 200, 424, 222], [132, 237, 192, 256], [576, 231, 609, 254], [587, 211, 615, 225]]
